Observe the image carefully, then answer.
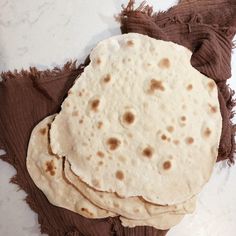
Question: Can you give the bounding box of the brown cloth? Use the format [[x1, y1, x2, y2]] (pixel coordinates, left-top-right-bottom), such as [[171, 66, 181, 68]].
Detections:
[[0, 1, 235, 236]]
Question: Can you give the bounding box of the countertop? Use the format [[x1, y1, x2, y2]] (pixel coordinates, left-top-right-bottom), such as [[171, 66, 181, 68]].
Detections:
[[0, 0, 236, 235]]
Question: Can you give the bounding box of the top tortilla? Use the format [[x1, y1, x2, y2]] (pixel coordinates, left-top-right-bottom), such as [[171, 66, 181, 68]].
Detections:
[[50, 33, 222, 205]]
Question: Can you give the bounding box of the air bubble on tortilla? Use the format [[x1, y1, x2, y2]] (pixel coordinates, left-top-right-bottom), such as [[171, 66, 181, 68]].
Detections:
[[87, 96, 104, 115], [97, 151, 105, 158], [97, 121, 103, 129], [45, 160, 56, 176], [142, 146, 154, 159], [39, 128, 47, 135], [186, 84, 193, 91], [115, 170, 125, 180], [167, 126, 174, 133], [98, 161, 104, 166], [208, 104, 218, 114], [147, 79, 165, 94], [205, 128, 212, 138], [185, 137, 194, 145], [163, 161, 172, 170], [126, 40, 134, 47], [101, 74, 112, 84], [179, 116, 187, 127], [161, 134, 168, 141], [80, 207, 94, 217], [120, 108, 137, 128], [158, 58, 170, 69], [105, 137, 121, 152], [207, 81, 216, 91]]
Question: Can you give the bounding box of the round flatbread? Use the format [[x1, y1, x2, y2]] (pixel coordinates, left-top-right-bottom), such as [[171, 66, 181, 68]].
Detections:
[[26, 115, 115, 219], [120, 213, 184, 230], [64, 159, 196, 220], [50, 33, 222, 205]]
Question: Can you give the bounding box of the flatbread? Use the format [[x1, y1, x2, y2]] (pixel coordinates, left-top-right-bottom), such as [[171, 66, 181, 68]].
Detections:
[[50, 33, 222, 205], [120, 213, 184, 230], [64, 160, 196, 220], [26, 115, 115, 219]]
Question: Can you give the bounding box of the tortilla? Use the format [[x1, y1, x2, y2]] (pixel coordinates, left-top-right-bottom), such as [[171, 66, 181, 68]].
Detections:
[[64, 160, 196, 220], [50, 33, 222, 205], [120, 213, 184, 230], [26, 115, 115, 219]]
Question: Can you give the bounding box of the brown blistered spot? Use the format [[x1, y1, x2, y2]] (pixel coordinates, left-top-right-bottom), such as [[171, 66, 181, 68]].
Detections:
[[91, 99, 100, 111], [204, 128, 212, 137], [181, 116, 186, 122], [66, 103, 70, 107], [107, 137, 121, 151], [187, 84, 193, 91], [86, 156, 91, 161], [45, 160, 56, 176], [39, 128, 47, 135], [78, 91, 82, 97], [79, 119, 83, 124], [81, 208, 94, 217], [127, 40, 134, 46], [92, 179, 100, 188], [113, 202, 120, 208], [134, 208, 140, 213], [97, 151, 105, 158], [98, 161, 103, 166], [97, 121, 103, 129], [161, 134, 167, 141], [116, 170, 124, 180], [163, 161, 172, 170], [208, 81, 215, 90], [127, 133, 133, 138], [96, 58, 101, 65], [167, 126, 174, 133], [68, 90, 73, 95], [123, 111, 135, 125], [118, 156, 127, 163], [99, 194, 104, 198], [72, 111, 79, 116], [158, 58, 170, 69], [142, 147, 153, 159], [148, 79, 165, 93], [173, 140, 180, 145], [186, 137, 194, 145], [103, 74, 111, 83], [208, 104, 218, 113]]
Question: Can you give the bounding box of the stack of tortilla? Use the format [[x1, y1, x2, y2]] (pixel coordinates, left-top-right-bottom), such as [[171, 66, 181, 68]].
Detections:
[[26, 33, 222, 230]]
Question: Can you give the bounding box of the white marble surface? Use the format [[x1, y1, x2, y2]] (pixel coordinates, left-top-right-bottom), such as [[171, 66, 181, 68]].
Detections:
[[0, 0, 236, 236]]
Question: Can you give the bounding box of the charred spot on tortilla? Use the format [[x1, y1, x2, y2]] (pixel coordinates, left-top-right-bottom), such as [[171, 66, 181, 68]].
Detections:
[[106, 137, 121, 151]]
